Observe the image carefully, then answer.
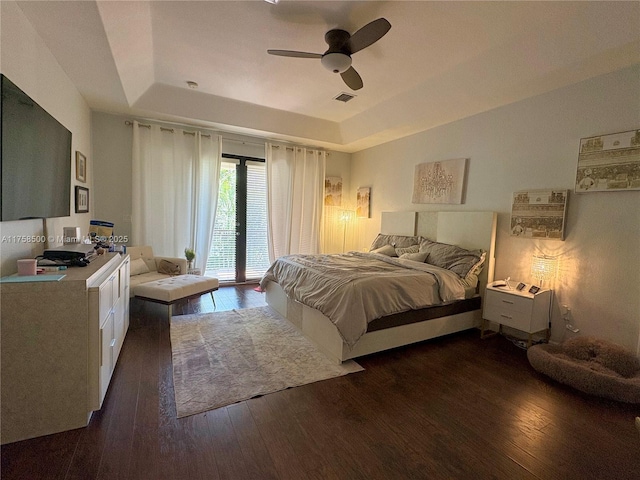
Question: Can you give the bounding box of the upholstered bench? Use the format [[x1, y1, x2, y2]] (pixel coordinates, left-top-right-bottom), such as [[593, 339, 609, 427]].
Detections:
[[134, 274, 219, 319]]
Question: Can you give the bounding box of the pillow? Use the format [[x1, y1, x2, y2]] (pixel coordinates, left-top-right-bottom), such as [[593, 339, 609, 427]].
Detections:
[[395, 245, 419, 256], [462, 273, 479, 290], [369, 234, 422, 251], [130, 257, 150, 276], [464, 252, 487, 279], [157, 259, 181, 275], [370, 244, 397, 256], [400, 251, 428, 262], [418, 238, 435, 252], [421, 241, 486, 278]]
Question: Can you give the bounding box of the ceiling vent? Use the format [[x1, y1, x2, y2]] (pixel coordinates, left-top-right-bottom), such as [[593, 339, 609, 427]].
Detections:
[[334, 92, 356, 103]]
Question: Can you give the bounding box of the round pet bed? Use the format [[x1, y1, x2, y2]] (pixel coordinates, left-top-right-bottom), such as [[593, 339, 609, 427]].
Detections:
[[527, 337, 640, 404]]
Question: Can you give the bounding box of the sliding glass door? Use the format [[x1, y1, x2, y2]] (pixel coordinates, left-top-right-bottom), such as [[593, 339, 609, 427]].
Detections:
[[205, 155, 269, 283]]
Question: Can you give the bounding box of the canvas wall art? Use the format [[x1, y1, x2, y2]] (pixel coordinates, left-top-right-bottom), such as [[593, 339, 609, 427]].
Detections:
[[324, 177, 342, 206], [412, 158, 467, 204], [356, 187, 370, 218], [510, 189, 568, 240], [575, 129, 640, 193]]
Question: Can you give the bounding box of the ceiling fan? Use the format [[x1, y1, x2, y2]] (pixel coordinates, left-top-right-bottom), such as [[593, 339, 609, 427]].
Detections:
[[267, 18, 391, 91]]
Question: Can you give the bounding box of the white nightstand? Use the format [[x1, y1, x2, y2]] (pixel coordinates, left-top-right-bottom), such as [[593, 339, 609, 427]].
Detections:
[[187, 268, 201, 276], [481, 281, 552, 347]]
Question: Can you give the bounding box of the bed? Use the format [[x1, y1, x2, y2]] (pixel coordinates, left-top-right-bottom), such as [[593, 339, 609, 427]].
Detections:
[[261, 211, 497, 363]]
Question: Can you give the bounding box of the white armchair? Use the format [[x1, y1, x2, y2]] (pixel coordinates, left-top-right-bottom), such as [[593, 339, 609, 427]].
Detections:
[[127, 245, 188, 297]]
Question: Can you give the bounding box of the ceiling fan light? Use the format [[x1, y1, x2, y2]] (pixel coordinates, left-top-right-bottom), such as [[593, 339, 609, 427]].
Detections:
[[321, 53, 352, 73]]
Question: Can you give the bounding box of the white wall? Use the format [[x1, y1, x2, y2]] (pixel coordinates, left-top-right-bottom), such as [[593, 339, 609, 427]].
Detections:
[[91, 113, 133, 243], [350, 65, 640, 352], [0, 1, 92, 275]]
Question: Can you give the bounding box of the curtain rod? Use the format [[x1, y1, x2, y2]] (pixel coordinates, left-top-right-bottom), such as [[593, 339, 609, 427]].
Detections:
[[124, 120, 211, 138], [124, 120, 329, 154], [222, 137, 265, 148]]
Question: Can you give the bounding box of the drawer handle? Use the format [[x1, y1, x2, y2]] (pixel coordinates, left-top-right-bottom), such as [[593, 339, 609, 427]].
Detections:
[[501, 300, 514, 304], [500, 314, 513, 320], [110, 339, 116, 348]]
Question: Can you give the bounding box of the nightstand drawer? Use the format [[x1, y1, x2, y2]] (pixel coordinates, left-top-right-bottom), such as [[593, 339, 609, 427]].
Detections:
[[483, 302, 532, 331], [485, 289, 533, 315]]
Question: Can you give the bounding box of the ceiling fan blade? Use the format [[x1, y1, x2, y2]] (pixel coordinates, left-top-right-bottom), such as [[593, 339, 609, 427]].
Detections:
[[348, 18, 391, 54], [267, 49, 322, 59], [341, 66, 363, 90]]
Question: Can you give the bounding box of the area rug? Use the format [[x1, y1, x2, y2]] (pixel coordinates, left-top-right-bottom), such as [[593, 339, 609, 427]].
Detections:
[[170, 306, 363, 418]]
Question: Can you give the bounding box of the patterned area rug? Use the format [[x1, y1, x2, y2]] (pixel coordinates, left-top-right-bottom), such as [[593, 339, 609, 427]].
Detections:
[[170, 306, 363, 418]]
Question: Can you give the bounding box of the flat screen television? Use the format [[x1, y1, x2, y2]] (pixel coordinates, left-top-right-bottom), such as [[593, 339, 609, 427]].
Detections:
[[1, 74, 72, 221]]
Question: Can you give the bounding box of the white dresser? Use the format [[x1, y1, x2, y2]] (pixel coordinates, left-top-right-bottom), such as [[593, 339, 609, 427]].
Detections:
[[0, 253, 130, 444], [481, 281, 552, 347]]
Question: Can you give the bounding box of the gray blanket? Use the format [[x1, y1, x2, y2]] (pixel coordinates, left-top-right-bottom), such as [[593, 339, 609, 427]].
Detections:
[[260, 252, 467, 347]]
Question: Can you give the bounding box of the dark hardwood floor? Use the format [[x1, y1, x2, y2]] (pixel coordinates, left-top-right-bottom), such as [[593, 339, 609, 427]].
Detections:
[[2, 284, 639, 479]]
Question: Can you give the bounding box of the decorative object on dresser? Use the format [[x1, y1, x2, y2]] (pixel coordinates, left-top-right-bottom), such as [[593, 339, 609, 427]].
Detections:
[[0, 253, 130, 444], [575, 129, 640, 193], [170, 306, 362, 418], [481, 280, 552, 348], [510, 189, 568, 240], [412, 158, 468, 204]]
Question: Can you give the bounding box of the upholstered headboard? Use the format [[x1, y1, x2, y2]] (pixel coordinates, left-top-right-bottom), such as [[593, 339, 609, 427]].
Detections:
[[381, 211, 497, 291]]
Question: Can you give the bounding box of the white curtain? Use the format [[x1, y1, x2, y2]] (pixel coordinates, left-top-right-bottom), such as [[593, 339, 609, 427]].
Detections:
[[265, 143, 326, 261], [132, 121, 221, 269]]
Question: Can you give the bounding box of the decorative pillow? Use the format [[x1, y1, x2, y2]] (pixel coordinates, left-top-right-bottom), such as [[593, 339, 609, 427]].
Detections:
[[421, 241, 486, 278], [370, 244, 397, 256], [395, 245, 419, 256], [369, 234, 422, 251], [400, 251, 428, 262], [157, 259, 181, 275], [419, 238, 435, 252], [465, 252, 487, 279], [130, 257, 150, 276]]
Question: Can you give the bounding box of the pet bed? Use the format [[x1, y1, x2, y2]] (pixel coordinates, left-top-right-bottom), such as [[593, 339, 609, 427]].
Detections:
[[527, 336, 640, 403]]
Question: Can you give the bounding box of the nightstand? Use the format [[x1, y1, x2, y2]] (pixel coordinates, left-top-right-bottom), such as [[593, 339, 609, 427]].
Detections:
[[481, 281, 552, 347], [187, 268, 201, 275]]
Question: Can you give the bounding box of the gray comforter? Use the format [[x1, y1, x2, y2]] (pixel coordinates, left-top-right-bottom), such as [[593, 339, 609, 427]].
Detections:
[[260, 252, 467, 347]]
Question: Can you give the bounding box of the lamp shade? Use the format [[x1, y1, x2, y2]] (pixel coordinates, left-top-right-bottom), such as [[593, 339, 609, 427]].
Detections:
[[321, 53, 352, 73], [531, 254, 558, 285]]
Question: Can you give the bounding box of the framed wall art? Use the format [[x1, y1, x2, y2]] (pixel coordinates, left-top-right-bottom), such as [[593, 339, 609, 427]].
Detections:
[[510, 189, 568, 240], [356, 187, 370, 218], [575, 129, 640, 193], [324, 176, 342, 206], [75, 151, 86, 183], [412, 158, 468, 204], [75, 186, 89, 213]]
